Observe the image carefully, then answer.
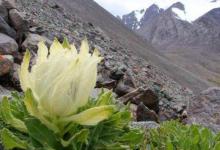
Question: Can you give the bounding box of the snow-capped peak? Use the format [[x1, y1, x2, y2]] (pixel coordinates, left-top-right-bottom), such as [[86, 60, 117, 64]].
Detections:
[[134, 9, 145, 22], [172, 8, 191, 22]]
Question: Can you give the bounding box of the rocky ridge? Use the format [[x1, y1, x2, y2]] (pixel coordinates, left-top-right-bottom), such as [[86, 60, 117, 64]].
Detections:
[[120, 2, 220, 89]]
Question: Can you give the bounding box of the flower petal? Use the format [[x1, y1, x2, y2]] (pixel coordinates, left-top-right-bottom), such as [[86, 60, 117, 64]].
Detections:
[[62, 105, 115, 125], [80, 38, 89, 55], [93, 48, 100, 57], [19, 50, 31, 91], [49, 38, 63, 57], [24, 89, 60, 133], [36, 41, 48, 64], [70, 44, 77, 54]]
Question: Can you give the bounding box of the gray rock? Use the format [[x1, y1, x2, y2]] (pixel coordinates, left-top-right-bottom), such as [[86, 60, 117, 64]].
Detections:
[[119, 87, 159, 113], [1, 0, 16, 9], [114, 72, 136, 97], [90, 88, 102, 99], [0, 16, 16, 38], [9, 8, 28, 31], [110, 66, 126, 81], [187, 87, 220, 132], [0, 2, 8, 22], [130, 121, 159, 129], [0, 85, 10, 101], [21, 33, 52, 52], [0, 55, 13, 76], [114, 80, 134, 97], [11, 63, 20, 89], [136, 102, 159, 122], [0, 33, 18, 55]]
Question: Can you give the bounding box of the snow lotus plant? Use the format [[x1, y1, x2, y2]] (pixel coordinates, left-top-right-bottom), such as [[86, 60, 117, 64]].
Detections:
[[0, 38, 144, 150]]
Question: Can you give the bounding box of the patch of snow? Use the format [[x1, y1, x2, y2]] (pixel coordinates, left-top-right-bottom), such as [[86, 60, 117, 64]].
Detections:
[[134, 9, 145, 22], [156, 0, 220, 21], [172, 8, 191, 22]]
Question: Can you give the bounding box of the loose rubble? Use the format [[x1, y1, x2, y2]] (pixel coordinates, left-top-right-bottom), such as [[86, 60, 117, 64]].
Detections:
[[187, 87, 220, 132]]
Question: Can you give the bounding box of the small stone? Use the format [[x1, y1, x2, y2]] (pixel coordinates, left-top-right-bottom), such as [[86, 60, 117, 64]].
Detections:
[[90, 88, 102, 99], [96, 71, 117, 89], [119, 87, 159, 113], [0, 2, 8, 22], [21, 33, 52, 52], [136, 102, 159, 122], [110, 66, 126, 80], [11, 63, 20, 90], [2, 54, 13, 62], [1, 0, 16, 9], [187, 87, 220, 132], [0, 16, 16, 38], [0, 55, 13, 76], [114, 80, 134, 97], [0, 33, 18, 55], [9, 9, 28, 31], [130, 121, 159, 129], [29, 26, 45, 34]]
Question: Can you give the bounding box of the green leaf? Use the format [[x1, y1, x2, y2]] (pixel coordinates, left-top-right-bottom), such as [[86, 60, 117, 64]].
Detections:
[[118, 130, 143, 144], [63, 105, 116, 126], [25, 118, 63, 149], [193, 135, 200, 145], [0, 128, 28, 149], [10, 93, 28, 121], [95, 142, 129, 150], [96, 91, 113, 106], [0, 97, 27, 132], [61, 129, 89, 147], [166, 140, 174, 150], [62, 37, 71, 49], [214, 142, 220, 150]]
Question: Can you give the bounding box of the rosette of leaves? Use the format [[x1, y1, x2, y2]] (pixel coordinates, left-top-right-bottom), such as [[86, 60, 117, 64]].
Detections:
[[145, 121, 220, 150], [0, 38, 144, 150]]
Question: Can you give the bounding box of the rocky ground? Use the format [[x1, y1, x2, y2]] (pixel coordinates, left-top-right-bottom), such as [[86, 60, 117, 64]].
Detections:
[[0, 0, 219, 133]]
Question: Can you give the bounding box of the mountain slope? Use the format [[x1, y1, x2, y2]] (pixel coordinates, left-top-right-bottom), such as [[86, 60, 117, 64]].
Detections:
[[120, 2, 220, 87], [49, 0, 210, 94]]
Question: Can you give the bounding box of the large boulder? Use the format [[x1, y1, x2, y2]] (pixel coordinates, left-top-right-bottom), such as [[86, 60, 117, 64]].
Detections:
[[114, 72, 136, 97], [9, 8, 28, 31], [0, 33, 18, 55], [0, 2, 8, 22], [136, 102, 159, 122], [187, 87, 220, 132], [1, 0, 16, 9], [0, 16, 16, 38], [0, 55, 13, 76], [21, 33, 52, 52], [119, 87, 159, 113]]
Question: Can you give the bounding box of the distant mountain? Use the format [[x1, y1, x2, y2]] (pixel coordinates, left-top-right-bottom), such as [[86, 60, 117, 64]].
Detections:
[[39, 0, 212, 93], [120, 2, 220, 86], [121, 9, 145, 30]]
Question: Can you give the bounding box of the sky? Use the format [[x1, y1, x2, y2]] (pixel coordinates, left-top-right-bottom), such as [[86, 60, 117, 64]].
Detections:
[[94, 0, 220, 21]]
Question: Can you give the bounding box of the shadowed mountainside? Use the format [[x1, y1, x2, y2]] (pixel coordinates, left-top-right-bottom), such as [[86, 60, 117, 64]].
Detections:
[[53, 0, 211, 94]]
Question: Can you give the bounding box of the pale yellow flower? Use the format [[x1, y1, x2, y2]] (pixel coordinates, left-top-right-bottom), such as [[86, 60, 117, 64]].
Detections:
[[19, 38, 114, 132]]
